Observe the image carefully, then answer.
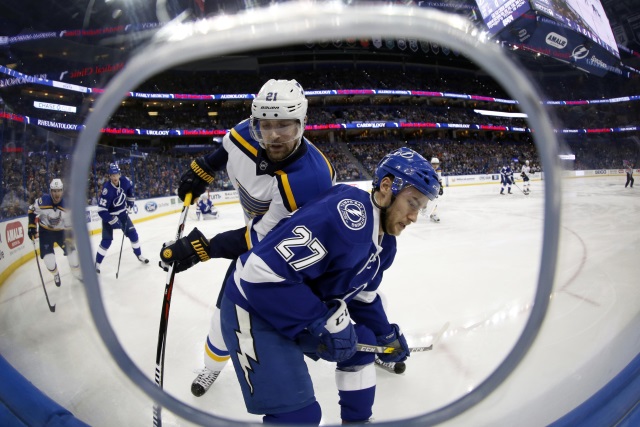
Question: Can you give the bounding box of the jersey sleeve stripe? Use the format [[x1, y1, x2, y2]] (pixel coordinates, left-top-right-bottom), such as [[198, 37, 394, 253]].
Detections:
[[229, 127, 258, 159], [308, 142, 335, 181], [275, 171, 297, 212]]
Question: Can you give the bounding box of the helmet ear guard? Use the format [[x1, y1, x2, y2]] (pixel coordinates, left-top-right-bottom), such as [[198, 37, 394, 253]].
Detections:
[[373, 147, 440, 201]]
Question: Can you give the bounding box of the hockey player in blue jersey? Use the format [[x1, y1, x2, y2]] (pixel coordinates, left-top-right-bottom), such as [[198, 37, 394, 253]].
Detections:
[[94, 163, 148, 273], [196, 194, 219, 220], [500, 163, 514, 195], [159, 79, 335, 396], [28, 179, 78, 287], [163, 147, 440, 424]]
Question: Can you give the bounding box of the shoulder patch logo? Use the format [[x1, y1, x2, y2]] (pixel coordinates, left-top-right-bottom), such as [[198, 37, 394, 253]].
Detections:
[[337, 199, 366, 230]]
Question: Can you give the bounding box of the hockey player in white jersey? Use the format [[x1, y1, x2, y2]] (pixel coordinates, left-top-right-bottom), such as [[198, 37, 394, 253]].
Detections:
[[202, 147, 438, 424], [197, 194, 219, 220], [94, 163, 148, 273], [520, 160, 532, 194], [426, 157, 444, 222], [28, 179, 78, 287], [159, 79, 335, 397]]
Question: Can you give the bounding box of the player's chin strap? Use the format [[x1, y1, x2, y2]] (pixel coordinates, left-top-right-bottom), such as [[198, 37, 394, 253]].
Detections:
[[371, 190, 396, 235]]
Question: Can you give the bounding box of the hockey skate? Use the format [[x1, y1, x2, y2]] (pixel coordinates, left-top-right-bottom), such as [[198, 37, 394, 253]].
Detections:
[[54, 273, 61, 287], [137, 255, 149, 264], [430, 213, 440, 223], [191, 367, 220, 397]]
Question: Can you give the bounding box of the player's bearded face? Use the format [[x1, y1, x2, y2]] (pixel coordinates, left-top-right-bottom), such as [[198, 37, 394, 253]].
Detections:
[[384, 186, 429, 236], [259, 119, 301, 162], [51, 189, 63, 204], [110, 173, 120, 186]]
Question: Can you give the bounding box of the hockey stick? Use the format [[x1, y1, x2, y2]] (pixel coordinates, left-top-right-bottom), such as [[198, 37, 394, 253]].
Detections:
[[32, 239, 56, 313], [359, 322, 448, 354], [153, 193, 192, 427], [512, 180, 526, 195], [115, 216, 127, 279]]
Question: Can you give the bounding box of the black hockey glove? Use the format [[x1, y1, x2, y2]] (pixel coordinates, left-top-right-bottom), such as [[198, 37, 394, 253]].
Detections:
[[177, 157, 215, 204], [438, 184, 444, 196], [28, 223, 38, 240], [376, 324, 410, 363], [159, 227, 211, 273]]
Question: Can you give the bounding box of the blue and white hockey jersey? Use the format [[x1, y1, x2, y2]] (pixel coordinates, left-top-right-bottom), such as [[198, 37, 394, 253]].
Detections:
[[96, 176, 135, 222], [203, 118, 336, 247], [225, 184, 397, 340], [500, 165, 514, 184]]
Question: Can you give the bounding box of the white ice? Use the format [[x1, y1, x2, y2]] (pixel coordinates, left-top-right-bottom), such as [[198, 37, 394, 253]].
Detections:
[[0, 176, 638, 426]]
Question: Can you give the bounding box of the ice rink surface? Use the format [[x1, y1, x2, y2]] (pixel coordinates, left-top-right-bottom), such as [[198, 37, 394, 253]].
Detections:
[[0, 176, 638, 426]]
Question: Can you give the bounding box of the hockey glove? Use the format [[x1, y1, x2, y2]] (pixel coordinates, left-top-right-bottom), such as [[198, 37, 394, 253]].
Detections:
[[376, 324, 410, 363], [108, 216, 123, 230], [28, 223, 38, 240], [159, 227, 211, 273], [308, 299, 357, 362], [177, 157, 215, 204], [438, 184, 444, 196]]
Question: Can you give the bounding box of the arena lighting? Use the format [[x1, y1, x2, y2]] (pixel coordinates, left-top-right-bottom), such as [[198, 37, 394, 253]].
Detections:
[[70, 4, 561, 426], [147, 111, 158, 116], [474, 109, 528, 118]]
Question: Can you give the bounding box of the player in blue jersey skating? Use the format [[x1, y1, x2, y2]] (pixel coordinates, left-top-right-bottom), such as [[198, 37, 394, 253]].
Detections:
[[159, 79, 336, 397], [196, 194, 219, 220], [162, 147, 440, 424], [500, 163, 514, 195], [94, 163, 148, 273], [28, 178, 78, 287]]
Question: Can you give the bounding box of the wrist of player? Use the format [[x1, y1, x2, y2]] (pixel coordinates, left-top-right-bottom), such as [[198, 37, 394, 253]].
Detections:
[[159, 227, 211, 273]]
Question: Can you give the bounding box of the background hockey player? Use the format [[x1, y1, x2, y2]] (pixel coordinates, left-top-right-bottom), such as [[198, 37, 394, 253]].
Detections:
[[159, 79, 335, 397], [521, 160, 532, 194], [624, 160, 634, 188], [95, 163, 148, 273], [426, 157, 444, 222], [28, 179, 78, 287], [197, 194, 219, 220], [201, 147, 438, 424], [500, 163, 514, 195]]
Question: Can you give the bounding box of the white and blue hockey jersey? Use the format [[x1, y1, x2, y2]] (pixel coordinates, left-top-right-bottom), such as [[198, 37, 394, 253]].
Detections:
[[203, 118, 336, 248], [96, 176, 135, 222], [28, 194, 69, 231], [225, 184, 397, 340]]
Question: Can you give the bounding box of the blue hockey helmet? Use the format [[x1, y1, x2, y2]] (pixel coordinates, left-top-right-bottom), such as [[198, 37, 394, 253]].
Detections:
[[108, 163, 120, 175], [373, 147, 440, 201]]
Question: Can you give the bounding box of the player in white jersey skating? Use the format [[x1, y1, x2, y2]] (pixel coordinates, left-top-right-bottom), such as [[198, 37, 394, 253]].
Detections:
[[159, 79, 335, 397], [426, 157, 444, 222], [521, 160, 532, 194], [28, 179, 78, 287]]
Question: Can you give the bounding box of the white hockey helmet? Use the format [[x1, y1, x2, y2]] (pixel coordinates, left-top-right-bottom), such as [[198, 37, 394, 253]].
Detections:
[[525, 160, 530, 165], [50, 178, 63, 190], [200, 194, 208, 201], [251, 79, 307, 122], [430, 157, 440, 165]]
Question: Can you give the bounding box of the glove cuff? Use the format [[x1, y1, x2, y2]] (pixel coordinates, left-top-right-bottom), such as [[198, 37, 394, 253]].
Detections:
[[191, 159, 214, 184], [190, 237, 211, 262]]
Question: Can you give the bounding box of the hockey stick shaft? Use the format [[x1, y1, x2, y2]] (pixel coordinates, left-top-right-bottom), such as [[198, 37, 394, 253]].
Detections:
[[115, 216, 127, 279], [359, 321, 450, 355], [32, 239, 55, 313], [153, 193, 192, 427]]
